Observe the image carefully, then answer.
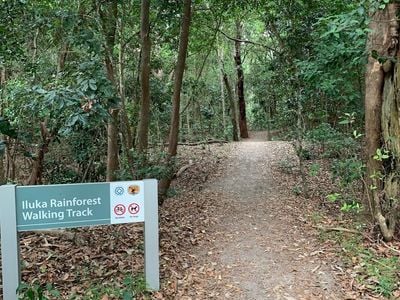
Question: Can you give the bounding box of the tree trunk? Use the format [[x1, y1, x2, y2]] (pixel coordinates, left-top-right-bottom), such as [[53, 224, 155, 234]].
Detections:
[[217, 47, 226, 133], [117, 10, 135, 178], [234, 20, 249, 139], [1, 65, 6, 86], [57, 43, 69, 76], [222, 74, 239, 141], [26, 122, 51, 185], [159, 0, 192, 200], [99, 1, 119, 182], [137, 0, 152, 153], [365, 4, 399, 241]]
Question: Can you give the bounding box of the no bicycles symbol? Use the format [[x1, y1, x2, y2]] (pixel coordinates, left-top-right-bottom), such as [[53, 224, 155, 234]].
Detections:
[[114, 204, 126, 216], [128, 203, 140, 215]]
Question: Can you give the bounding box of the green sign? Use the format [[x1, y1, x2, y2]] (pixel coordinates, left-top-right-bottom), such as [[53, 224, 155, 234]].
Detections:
[[15, 181, 145, 231], [16, 183, 110, 231]]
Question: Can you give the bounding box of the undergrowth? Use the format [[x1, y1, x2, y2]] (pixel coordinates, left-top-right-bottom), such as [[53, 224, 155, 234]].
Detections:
[[301, 121, 400, 298], [318, 231, 399, 298], [18, 274, 149, 300]]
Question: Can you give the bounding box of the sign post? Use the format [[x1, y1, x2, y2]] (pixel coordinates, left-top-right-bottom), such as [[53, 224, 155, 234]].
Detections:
[[0, 185, 19, 300], [0, 180, 159, 300], [143, 180, 159, 290]]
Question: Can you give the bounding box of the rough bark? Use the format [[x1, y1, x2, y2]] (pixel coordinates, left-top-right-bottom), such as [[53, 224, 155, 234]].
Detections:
[[159, 0, 192, 200], [234, 20, 249, 139], [137, 0, 152, 153], [99, 1, 119, 182], [365, 4, 399, 241]]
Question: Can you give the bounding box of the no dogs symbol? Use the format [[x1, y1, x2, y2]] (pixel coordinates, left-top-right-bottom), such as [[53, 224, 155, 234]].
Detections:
[[128, 203, 140, 215]]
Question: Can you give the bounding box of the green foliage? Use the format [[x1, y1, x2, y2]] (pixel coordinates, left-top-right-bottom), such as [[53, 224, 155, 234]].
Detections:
[[306, 123, 359, 158], [331, 158, 364, 186], [326, 192, 341, 202], [373, 148, 390, 161], [296, 3, 367, 128], [118, 150, 174, 181], [309, 163, 321, 176], [18, 282, 60, 300], [18, 275, 148, 299], [341, 237, 400, 298], [340, 201, 362, 213], [81, 274, 149, 300], [326, 192, 363, 213]]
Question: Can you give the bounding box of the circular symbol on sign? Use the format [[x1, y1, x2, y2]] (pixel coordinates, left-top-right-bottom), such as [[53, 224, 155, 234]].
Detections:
[[128, 203, 140, 215], [114, 204, 126, 216], [114, 186, 124, 196]]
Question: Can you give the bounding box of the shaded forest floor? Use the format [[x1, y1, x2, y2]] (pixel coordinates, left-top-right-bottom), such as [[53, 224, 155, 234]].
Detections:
[[1, 131, 398, 299]]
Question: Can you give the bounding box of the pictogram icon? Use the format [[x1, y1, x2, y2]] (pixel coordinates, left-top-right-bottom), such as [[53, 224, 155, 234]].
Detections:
[[114, 186, 124, 196], [128, 203, 140, 215], [114, 204, 126, 216], [128, 185, 140, 195]]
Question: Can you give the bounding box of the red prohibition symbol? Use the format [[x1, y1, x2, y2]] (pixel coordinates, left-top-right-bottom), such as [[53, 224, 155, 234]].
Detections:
[[128, 203, 140, 215], [114, 204, 126, 216]]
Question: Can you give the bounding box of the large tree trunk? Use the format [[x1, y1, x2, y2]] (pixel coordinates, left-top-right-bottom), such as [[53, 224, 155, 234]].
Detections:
[[99, 1, 119, 182], [159, 0, 192, 200], [365, 4, 399, 241], [137, 0, 152, 153], [234, 20, 249, 139]]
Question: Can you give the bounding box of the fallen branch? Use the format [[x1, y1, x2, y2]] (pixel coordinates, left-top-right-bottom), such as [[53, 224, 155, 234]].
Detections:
[[175, 160, 194, 178], [382, 240, 400, 255], [178, 140, 227, 146], [313, 226, 359, 234]]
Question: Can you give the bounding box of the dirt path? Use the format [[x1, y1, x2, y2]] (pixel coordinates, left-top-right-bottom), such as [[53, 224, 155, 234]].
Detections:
[[192, 131, 343, 299]]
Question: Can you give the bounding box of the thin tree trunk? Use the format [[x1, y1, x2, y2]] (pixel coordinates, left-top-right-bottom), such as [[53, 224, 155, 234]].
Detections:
[[118, 11, 135, 177], [234, 20, 249, 138], [57, 43, 69, 76], [159, 0, 192, 200], [27, 122, 51, 185], [217, 47, 226, 133], [1, 65, 6, 86], [223, 74, 239, 141], [186, 101, 191, 140], [99, 1, 119, 182], [32, 28, 39, 63], [137, 0, 152, 153]]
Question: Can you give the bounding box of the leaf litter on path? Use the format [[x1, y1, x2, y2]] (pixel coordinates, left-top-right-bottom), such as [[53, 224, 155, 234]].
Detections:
[[0, 133, 353, 299]]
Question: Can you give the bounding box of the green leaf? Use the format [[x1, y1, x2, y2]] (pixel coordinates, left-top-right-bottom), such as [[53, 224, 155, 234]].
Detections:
[[122, 290, 132, 300], [88, 79, 97, 91], [65, 115, 79, 127], [327, 193, 341, 202]]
